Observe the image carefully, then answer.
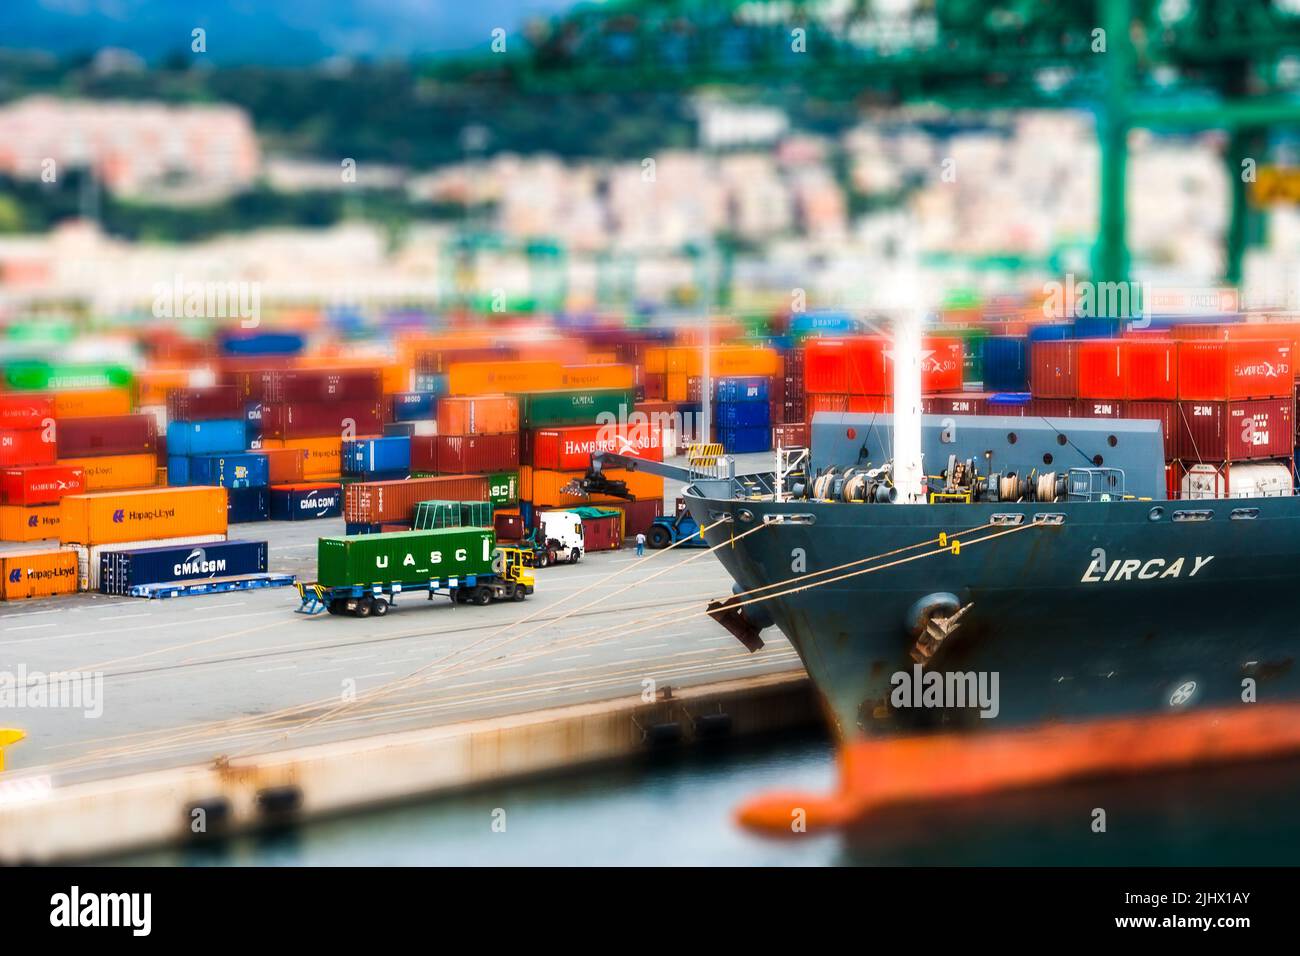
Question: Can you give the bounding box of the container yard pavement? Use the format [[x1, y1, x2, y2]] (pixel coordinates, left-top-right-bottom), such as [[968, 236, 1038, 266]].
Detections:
[[0, 512, 801, 787]]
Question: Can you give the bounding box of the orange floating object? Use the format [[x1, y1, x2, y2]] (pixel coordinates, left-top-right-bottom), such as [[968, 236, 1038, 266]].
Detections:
[[737, 704, 1300, 834]]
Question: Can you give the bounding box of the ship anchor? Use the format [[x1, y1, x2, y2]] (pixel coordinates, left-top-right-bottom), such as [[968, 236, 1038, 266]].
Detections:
[[910, 601, 974, 665]]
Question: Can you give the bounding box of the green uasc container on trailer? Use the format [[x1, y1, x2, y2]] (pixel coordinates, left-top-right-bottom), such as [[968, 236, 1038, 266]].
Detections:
[[317, 528, 496, 587]]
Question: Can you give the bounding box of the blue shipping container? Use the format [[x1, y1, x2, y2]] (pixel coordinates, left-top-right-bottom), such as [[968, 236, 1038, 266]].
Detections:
[[413, 373, 449, 396], [227, 486, 270, 523], [715, 377, 770, 403], [218, 331, 305, 356], [167, 455, 191, 486], [270, 484, 342, 521], [188, 452, 270, 489], [986, 392, 1032, 408], [167, 419, 247, 456], [1027, 324, 1072, 343], [99, 539, 268, 595], [390, 391, 437, 421], [718, 425, 771, 454], [982, 337, 1030, 391], [343, 436, 411, 475], [1071, 317, 1124, 338], [715, 401, 771, 428]]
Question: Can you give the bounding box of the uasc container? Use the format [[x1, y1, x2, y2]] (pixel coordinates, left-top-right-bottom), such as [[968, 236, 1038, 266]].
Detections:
[[317, 527, 495, 587]]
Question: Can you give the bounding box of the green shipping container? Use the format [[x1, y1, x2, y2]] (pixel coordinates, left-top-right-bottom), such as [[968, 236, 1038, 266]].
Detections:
[[412, 500, 463, 530], [516, 388, 634, 428], [459, 501, 492, 526], [4, 361, 134, 391], [317, 527, 496, 587], [487, 471, 519, 506]]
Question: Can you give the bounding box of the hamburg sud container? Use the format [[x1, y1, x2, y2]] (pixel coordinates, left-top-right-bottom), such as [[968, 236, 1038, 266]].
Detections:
[[98, 539, 268, 595], [529, 423, 663, 471], [59, 486, 228, 546], [0, 548, 78, 600], [1177, 340, 1291, 400], [0, 465, 84, 506], [317, 527, 495, 587], [0, 393, 53, 429], [345, 475, 490, 525], [270, 483, 343, 520], [1173, 398, 1293, 461], [436, 395, 520, 436], [517, 389, 634, 429]]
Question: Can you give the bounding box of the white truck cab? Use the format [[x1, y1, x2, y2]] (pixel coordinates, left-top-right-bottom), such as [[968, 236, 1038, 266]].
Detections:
[[537, 510, 585, 565]]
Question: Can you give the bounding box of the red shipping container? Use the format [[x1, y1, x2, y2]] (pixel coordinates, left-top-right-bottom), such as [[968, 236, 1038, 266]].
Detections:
[[1030, 341, 1078, 398], [0, 428, 56, 468], [494, 511, 526, 541], [1174, 398, 1293, 462], [1027, 398, 1075, 418], [923, 392, 989, 415], [530, 424, 663, 471], [1125, 339, 1177, 400], [1125, 401, 1177, 460], [235, 369, 383, 403], [0, 464, 84, 505], [599, 498, 664, 539], [1075, 398, 1124, 419], [428, 434, 520, 474], [0, 394, 53, 430], [1076, 340, 1125, 399], [345, 475, 490, 524], [804, 339, 887, 395], [847, 395, 892, 413], [914, 337, 965, 394], [260, 401, 384, 440], [1177, 340, 1292, 400], [570, 510, 621, 552], [55, 414, 156, 458], [167, 386, 243, 421]]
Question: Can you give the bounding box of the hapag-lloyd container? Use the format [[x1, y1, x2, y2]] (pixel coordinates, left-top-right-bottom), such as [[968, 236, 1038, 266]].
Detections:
[[517, 388, 634, 429], [0, 548, 78, 600], [270, 483, 343, 520], [0, 504, 61, 541], [58, 454, 156, 491], [317, 527, 496, 587], [1030, 340, 1078, 398], [436, 395, 520, 436], [55, 414, 156, 458], [166, 419, 246, 456], [59, 486, 229, 545], [261, 446, 307, 484], [344, 475, 490, 524], [1177, 339, 1292, 400], [529, 424, 663, 471], [69, 534, 225, 591], [0, 428, 56, 468], [259, 437, 342, 480], [416, 434, 519, 474], [446, 360, 564, 396], [98, 539, 268, 595], [52, 388, 133, 419], [0, 464, 84, 505], [1174, 398, 1294, 461], [259, 401, 384, 440], [521, 466, 664, 507]]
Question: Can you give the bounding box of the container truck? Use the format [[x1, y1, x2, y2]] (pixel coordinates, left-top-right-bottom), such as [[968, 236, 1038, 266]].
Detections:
[[296, 527, 535, 617]]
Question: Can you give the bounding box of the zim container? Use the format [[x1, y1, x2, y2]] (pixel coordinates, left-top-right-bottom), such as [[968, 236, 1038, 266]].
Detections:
[[0, 464, 84, 506], [166, 419, 246, 456], [99, 539, 268, 595], [317, 527, 496, 587], [269, 483, 343, 520], [55, 414, 156, 459], [59, 485, 228, 545], [344, 475, 490, 525], [1174, 398, 1294, 462], [0, 548, 78, 600]]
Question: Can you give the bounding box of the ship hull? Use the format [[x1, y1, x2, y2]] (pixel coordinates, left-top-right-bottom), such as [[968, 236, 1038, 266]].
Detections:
[[683, 489, 1300, 741]]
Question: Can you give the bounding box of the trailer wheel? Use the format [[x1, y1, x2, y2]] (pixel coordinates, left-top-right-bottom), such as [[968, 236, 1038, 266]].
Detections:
[[512, 585, 526, 602], [473, 586, 491, 606], [537, 550, 550, 568], [648, 525, 672, 549], [326, 600, 341, 615], [372, 598, 389, 617], [355, 596, 374, 618]]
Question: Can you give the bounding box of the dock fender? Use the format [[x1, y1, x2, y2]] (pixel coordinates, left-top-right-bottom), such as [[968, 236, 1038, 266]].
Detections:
[[733, 582, 773, 630], [904, 592, 962, 637]]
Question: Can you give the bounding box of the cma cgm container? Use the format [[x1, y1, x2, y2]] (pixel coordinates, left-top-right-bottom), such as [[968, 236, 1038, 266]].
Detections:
[[166, 419, 246, 456], [1177, 340, 1292, 400], [68, 534, 224, 590], [99, 539, 268, 595], [416, 434, 519, 474], [0, 548, 78, 600], [1174, 398, 1293, 461], [517, 389, 634, 429], [270, 483, 343, 520], [343, 437, 411, 475], [317, 527, 495, 587], [529, 424, 663, 471], [187, 453, 270, 488], [60, 486, 228, 545], [0, 464, 84, 505], [435, 395, 520, 436], [345, 475, 490, 525]]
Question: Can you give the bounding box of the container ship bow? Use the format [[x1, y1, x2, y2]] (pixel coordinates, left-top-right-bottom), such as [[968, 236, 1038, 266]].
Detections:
[[681, 316, 1300, 829]]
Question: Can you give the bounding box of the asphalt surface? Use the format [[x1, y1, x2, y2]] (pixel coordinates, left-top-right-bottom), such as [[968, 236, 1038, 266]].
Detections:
[[0, 452, 803, 786]]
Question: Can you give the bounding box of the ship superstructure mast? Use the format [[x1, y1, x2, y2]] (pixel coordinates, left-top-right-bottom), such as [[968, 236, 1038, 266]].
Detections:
[[890, 305, 927, 504]]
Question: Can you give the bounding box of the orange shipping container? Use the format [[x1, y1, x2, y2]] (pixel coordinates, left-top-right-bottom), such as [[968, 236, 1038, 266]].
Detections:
[[521, 466, 664, 508], [447, 360, 564, 395], [560, 365, 635, 390], [644, 347, 667, 374], [52, 388, 133, 419], [666, 373, 688, 402], [60, 486, 228, 545], [259, 437, 343, 480], [0, 504, 62, 541], [262, 446, 307, 484], [135, 369, 191, 406], [0, 547, 78, 600], [436, 395, 520, 436], [57, 454, 157, 491], [662, 346, 779, 377]]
